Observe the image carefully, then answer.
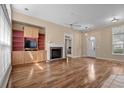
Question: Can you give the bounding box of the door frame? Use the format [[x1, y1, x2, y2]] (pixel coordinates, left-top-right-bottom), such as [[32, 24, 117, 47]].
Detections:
[[86, 36, 96, 58], [64, 32, 73, 58]]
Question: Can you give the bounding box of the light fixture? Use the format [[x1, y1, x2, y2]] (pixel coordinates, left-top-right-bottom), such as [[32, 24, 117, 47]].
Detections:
[[85, 26, 88, 29], [112, 17, 119, 23], [24, 8, 29, 11]]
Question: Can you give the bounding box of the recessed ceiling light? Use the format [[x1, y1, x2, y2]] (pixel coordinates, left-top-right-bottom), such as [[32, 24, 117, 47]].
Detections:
[[24, 8, 29, 11], [112, 17, 119, 23]]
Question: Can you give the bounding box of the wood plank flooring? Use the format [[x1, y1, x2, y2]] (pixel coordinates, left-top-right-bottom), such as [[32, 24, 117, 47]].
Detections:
[[102, 74, 124, 88], [9, 57, 124, 88]]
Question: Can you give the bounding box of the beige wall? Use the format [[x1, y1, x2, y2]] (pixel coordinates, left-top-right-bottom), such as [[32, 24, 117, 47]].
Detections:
[[73, 31, 82, 57], [82, 25, 124, 62], [12, 11, 82, 58]]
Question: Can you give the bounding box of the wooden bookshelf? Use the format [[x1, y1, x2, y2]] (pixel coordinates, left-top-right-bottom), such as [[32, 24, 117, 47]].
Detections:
[[13, 31, 45, 51], [12, 23, 46, 65], [38, 34, 45, 50], [12, 30, 24, 51]]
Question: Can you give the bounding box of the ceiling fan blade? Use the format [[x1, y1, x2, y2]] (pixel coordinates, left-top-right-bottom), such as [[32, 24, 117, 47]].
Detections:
[[73, 24, 82, 27]]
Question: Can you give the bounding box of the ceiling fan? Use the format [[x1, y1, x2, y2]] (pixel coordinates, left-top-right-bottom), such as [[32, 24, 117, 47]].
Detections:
[[64, 22, 91, 32], [69, 23, 82, 28], [68, 23, 89, 31]]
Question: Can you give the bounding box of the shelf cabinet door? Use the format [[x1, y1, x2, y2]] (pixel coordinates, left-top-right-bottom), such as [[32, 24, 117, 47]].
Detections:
[[31, 51, 38, 63], [37, 50, 47, 62], [24, 51, 33, 64], [12, 51, 24, 65], [37, 51, 44, 62], [24, 26, 39, 38], [24, 26, 33, 38], [43, 50, 47, 61], [31, 28, 39, 38], [24, 51, 38, 64]]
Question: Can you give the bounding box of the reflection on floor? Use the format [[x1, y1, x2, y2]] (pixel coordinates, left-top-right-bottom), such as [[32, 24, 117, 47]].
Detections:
[[9, 57, 124, 88]]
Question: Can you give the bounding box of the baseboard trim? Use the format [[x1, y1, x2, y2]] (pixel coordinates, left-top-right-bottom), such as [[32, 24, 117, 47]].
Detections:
[[96, 57, 124, 63], [72, 56, 82, 58], [82, 55, 124, 63]]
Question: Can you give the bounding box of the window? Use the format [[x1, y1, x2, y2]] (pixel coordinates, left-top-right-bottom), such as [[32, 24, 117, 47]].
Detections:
[[0, 5, 11, 87], [112, 26, 124, 55]]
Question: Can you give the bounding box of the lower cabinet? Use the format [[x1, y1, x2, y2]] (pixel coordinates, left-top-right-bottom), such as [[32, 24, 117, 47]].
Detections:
[[24, 51, 38, 64], [12, 50, 47, 65], [12, 51, 24, 65], [37, 50, 47, 62]]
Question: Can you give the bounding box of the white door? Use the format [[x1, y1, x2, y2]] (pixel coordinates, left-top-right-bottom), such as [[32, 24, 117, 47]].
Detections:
[[87, 36, 96, 57]]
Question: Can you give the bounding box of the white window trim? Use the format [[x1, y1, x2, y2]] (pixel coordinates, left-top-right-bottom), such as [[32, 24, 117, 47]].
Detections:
[[112, 26, 124, 55]]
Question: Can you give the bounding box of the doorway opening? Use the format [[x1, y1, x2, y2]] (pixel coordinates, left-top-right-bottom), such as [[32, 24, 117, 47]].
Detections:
[[87, 36, 96, 57], [64, 35, 72, 58]]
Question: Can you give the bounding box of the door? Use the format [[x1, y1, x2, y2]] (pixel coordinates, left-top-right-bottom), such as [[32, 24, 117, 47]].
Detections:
[[65, 36, 72, 57], [87, 36, 96, 57], [65, 38, 68, 57]]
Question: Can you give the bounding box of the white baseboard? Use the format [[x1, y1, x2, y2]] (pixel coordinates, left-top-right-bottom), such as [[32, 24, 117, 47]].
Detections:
[[96, 57, 124, 63], [72, 55, 82, 58], [0, 64, 12, 88], [82, 55, 88, 57], [82, 55, 124, 63]]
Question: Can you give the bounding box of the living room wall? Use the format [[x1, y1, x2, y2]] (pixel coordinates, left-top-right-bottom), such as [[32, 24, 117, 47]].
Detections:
[[12, 11, 82, 59], [82, 24, 124, 62]]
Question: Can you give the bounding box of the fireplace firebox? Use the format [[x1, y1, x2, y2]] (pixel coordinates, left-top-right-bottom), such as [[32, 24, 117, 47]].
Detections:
[[50, 47, 63, 59]]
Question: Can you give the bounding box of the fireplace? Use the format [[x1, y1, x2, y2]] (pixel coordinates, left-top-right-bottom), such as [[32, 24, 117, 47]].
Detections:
[[50, 47, 63, 59]]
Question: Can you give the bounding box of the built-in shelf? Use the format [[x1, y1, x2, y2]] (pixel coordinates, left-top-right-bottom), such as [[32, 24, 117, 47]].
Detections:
[[38, 34, 45, 50], [13, 30, 45, 51], [12, 30, 24, 51], [12, 22, 46, 66]]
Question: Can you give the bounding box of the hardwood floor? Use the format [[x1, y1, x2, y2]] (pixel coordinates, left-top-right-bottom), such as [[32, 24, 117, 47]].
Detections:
[[102, 74, 124, 87], [9, 57, 124, 88]]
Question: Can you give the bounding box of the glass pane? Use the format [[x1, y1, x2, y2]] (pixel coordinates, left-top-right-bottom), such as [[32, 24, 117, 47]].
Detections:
[[0, 46, 4, 76], [112, 27, 124, 34], [113, 44, 123, 49], [113, 34, 124, 45], [113, 48, 124, 54], [4, 15, 8, 44], [0, 8, 5, 43], [112, 26, 124, 54]]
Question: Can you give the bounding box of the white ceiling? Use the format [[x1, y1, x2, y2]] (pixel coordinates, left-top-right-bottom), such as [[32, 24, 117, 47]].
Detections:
[[12, 4, 124, 31]]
